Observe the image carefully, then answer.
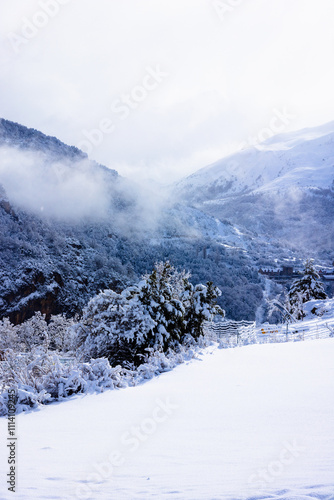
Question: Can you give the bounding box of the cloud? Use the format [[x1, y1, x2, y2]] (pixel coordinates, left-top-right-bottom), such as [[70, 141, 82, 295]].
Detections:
[[0, 145, 172, 238], [1, 0, 334, 182], [0, 146, 111, 220]]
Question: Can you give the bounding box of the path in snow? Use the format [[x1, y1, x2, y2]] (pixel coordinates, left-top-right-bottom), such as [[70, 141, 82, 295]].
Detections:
[[1, 339, 334, 499]]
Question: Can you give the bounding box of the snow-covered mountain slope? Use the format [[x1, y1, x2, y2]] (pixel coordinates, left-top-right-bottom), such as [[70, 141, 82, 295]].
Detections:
[[1, 337, 333, 500], [0, 118, 87, 161], [0, 118, 155, 322], [0, 119, 264, 323], [175, 122, 334, 259], [176, 121, 334, 201]]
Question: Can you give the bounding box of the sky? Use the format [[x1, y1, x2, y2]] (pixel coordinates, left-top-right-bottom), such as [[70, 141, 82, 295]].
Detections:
[[1, 0, 334, 184]]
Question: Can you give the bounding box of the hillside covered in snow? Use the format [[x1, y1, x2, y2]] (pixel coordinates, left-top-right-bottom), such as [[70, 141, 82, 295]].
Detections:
[[1, 118, 334, 324], [1, 116, 334, 499], [1, 330, 333, 500], [175, 121, 334, 260], [0, 119, 263, 323]]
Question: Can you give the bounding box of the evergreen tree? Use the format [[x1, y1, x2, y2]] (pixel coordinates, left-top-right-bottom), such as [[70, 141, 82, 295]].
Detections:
[[185, 282, 224, 339], [125, 261, 191, 348], [76, 261, 224, 366], [288, 260, 327, 320]]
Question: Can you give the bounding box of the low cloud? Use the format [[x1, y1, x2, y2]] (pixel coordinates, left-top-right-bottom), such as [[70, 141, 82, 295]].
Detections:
[[0, 146, 112, 220], [0, 145, 173, 237]]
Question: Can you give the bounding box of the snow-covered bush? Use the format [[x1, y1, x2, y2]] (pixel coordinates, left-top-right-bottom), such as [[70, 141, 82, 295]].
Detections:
[[303, 298, 334, 319], [0, 318, 18, 351], [0, 313, 76, 354], [0, 347, 134, 415], [48, 314, 76, 352], [76, 289, 156, 367], [0, 331, 215, 415], [0, 347, 74, 396], [0, 348, 61, 414], [16, 312, 49, 351], [0, 386, 51, 417]]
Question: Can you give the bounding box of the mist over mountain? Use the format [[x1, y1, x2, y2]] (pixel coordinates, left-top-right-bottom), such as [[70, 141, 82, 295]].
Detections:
[[2, 118, 333, 325], [0, 119, 264, 324]]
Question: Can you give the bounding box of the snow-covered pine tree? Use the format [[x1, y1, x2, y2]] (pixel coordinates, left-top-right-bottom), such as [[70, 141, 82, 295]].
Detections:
[[127, 262, 224, 346], [288, 260, 327, 320], [185, 282, 224, 339], [75, 262, 224, 366], [125, 261, 190, 349]]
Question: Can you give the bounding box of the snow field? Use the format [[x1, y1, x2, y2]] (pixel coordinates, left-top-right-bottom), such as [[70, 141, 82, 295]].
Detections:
[[0, 338, 333, 499]]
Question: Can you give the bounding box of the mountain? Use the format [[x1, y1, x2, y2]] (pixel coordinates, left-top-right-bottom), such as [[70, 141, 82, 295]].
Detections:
[[3, 118, 334, 326], [0, 118, 88, 161], [0, 119, 263, 324], [175, 121, 334, 261], [0, 119, 140, 323], [176, 121, 334, 200]]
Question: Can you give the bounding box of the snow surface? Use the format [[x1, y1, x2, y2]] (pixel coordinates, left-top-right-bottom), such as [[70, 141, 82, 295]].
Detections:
[[173, 121, 334, 262], [1, 339, 334, 499], [303, 298, 334, 320], [176, 120, 334, 200]]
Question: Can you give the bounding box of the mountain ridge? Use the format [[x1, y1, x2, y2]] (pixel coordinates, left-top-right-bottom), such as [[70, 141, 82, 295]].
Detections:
[[0, 118, 86, 161], [175, 121, 334, 202]]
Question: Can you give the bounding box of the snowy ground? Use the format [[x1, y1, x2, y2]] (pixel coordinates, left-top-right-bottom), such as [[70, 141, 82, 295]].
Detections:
[[1, 338, 334, 500]]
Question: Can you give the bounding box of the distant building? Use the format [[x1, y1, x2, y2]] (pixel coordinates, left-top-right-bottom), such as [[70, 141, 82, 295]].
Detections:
[[319, 270, 334, 281], [258, 266, 301, 283]]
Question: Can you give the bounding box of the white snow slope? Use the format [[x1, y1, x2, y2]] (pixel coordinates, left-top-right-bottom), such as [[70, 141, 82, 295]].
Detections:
[[1, 339, 334, 500], [176, 121, 334, 202]]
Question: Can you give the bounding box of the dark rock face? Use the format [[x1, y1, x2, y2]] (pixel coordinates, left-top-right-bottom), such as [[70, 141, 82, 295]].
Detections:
[[8, 290, 60, 325], [2, 269, 64, 324]]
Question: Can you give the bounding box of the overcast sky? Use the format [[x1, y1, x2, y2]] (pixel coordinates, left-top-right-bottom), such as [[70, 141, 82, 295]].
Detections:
[[1, 0, 334, 183]]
